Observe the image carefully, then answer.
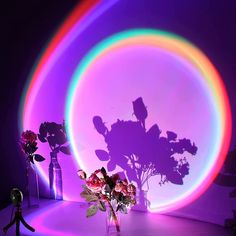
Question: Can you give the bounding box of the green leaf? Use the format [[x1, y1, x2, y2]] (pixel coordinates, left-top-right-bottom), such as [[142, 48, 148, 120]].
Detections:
[[82, 185, 92, 193], [86, 205, 98, 217], [29, 155, 34, 164], [82, 185, 87, 190], [34, 154, 45, 162], [98, 201, 106, 212], [80, 191, 89, 199], [85, 195, 98, 202]]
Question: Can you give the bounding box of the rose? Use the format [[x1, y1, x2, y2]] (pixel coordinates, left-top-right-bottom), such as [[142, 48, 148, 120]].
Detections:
[[114, 182, 124, 192], [94, 169, 105, 179], [20, 130, 38, 155], [21, 130, 37, 145], [115, 181, 136, 197], [114, 181, 129, 196], [19, 130, 45, 164], [121, 185, 128, 196], [86, 172, 105, 193], [77, 170, 87, 180], [120, 180, 129, 196], [127, 184, 136, 195]]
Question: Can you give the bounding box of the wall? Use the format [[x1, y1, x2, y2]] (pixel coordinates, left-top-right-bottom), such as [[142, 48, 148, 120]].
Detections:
[[1, 0, 236, 226]]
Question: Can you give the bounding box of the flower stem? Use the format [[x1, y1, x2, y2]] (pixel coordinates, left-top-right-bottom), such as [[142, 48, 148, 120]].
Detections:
[[107, 201, 120, 232]]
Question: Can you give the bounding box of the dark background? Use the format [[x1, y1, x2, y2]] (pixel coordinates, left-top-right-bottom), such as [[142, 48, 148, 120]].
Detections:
[[0, 0, 236, 211], [0, 0, 79, 210]]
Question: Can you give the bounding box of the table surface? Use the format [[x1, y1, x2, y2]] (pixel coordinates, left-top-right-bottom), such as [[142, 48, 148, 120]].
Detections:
[[0, 199, 232, 236]]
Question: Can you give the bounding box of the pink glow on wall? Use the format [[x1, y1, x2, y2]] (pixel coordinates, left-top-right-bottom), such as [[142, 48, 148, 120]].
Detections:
[[20, 0, 231, 213], [66, 30, 231, 212]]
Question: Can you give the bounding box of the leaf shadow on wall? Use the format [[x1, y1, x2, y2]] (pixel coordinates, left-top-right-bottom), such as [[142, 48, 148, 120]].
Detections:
[[93, 97, 198, 211]]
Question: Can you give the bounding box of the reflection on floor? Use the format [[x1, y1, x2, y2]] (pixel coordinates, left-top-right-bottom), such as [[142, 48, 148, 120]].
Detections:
[[0, 200, 233, 236]]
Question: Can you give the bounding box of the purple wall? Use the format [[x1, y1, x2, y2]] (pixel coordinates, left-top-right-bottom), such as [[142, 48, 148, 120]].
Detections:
[[1, 0, 236, 226]]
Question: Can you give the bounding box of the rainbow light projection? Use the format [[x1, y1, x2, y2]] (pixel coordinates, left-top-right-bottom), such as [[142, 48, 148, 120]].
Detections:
[[20, 0, 231, 213], [19, 0, 118, 201], [66, 29, 232, 212]]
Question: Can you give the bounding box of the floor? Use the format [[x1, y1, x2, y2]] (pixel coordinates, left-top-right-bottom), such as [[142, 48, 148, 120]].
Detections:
[[0, 200, 233, 236]]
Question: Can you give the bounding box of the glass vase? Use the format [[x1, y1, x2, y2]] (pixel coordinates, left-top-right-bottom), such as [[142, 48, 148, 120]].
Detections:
[[49, 151, 63, 200], [26, 159, 39, 208], [106, 205, 121, 235]]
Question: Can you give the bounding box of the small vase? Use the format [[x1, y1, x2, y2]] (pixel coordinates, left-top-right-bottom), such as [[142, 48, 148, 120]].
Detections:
[[106, 205, 120, 235], [26, 159, 39, 208], [49, 152, 63, 200]]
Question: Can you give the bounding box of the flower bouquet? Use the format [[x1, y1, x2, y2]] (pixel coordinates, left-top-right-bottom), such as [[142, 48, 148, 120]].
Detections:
[[78, 167, 136, 233]]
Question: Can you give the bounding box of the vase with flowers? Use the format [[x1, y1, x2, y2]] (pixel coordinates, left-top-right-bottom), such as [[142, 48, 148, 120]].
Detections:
[[20, 130, 45, 208], [78, 167, 136, 235]]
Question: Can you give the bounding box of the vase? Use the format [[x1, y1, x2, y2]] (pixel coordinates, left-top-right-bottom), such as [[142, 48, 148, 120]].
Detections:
[[26, 159, 39, 208], [106, 205, 121, 235], [49, 151, 63, 200], [132, 189, 148, 212]]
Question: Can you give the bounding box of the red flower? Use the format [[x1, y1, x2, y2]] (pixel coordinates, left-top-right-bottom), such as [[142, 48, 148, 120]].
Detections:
[[20, 130, 38, 155], [94, 169, 105, 179], [86, 172, 105, 193], [127, 184, 136, 196], [21, 130, 37, 145], [114, 182, 124, 192], [121, 185, 129, 196]]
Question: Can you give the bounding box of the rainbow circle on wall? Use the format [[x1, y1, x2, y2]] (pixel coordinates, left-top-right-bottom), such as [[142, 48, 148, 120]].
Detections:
[[20, 0, 232, 213], [66, 29, 232, 212]]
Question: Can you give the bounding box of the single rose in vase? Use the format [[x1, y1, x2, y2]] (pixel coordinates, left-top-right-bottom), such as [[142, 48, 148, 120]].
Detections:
[[20, 130, 45, 208], [20, 130, 45, 163]]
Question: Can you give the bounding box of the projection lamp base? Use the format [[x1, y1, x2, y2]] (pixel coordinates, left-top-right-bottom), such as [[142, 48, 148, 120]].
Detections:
[[3, 188, 35, 236]]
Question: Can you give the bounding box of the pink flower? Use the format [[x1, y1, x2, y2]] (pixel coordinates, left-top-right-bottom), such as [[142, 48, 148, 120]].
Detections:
[[77, 170, 87, 180], [114, 179, 133, 196], [114, 182, 124, 192], [122, 179, 128, 186], [114, 182, 128, 196], [127, 184, 136, 195], [121, 186, 128, 196], [86, 173, 105, 193], [94, 169, 105, 179]]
